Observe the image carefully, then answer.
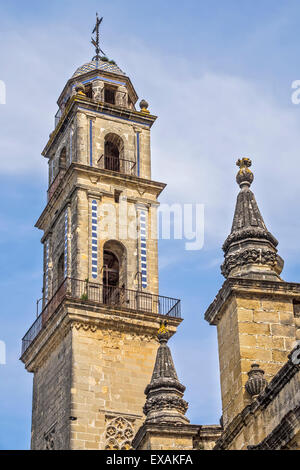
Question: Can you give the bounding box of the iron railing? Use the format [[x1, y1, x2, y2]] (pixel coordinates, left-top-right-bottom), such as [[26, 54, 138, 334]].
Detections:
[[47, 169, 65, 201], [21, 278, 181, 355], [98, 155, 136, 176]]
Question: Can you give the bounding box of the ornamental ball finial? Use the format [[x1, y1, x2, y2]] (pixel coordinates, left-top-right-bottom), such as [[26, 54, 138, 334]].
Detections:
[[139, 99, 150, 114], [75, 82, 86, 96], [236, 157, 254, 189]]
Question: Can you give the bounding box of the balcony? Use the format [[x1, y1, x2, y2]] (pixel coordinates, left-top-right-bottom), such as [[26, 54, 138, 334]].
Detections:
[[47, 169, 65, 202], [21, 277, 181, 356], [98, 155, 136, 176]]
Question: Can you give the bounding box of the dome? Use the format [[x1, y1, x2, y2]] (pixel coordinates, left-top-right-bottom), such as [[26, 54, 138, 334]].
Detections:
[[72, 58, 126, 78]]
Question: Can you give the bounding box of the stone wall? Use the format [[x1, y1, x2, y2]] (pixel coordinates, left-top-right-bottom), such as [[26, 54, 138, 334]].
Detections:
[[69, 322, 159, 449], [205, 279, 298, 428], [215, 354, 300, 450], [31, 330, 72, 450]]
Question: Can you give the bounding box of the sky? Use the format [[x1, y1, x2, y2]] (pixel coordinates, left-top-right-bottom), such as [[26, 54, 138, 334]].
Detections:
[[1, 0, 300, 449]]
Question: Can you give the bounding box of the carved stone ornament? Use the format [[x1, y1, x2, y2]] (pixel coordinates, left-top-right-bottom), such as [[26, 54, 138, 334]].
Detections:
[[221, 249, 278, 277], [44, 426, 56, 450], [104, 416, 134, 450], [245, 363, 268, 399]]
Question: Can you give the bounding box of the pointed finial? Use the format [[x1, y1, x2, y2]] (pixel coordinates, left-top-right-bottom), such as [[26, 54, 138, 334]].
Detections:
[[91, 13, 105, 61], [236, 157, 254, 189]]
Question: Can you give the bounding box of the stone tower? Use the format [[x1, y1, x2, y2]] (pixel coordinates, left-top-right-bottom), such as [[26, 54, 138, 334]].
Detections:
[[205, 158, 297, 428], [20, 21, 181, 450]]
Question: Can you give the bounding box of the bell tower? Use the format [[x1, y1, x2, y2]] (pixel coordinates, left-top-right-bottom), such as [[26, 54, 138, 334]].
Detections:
[[21, 17, 182, 450]]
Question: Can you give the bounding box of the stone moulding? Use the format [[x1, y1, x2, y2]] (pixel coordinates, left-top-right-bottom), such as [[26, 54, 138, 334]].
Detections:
[[143, 394, 188, 416], [205, 277, 300, 326], [21, 298, 181, 372], [213, 348, 300, 450], [132, 423, 201, 450], [222, 227, 278, 253], [248, 404, 300, 450]]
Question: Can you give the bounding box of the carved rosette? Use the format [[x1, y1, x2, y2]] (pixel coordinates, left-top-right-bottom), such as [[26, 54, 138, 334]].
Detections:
[[245, 363, 268, 399]]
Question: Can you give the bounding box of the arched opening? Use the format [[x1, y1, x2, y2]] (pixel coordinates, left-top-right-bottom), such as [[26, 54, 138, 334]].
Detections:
[[102, 240, 126, 305], [59, 147, 67, 170], [104, 133, 124, 172], [103, 251, 119, 287], [57, 253, 65, 288]]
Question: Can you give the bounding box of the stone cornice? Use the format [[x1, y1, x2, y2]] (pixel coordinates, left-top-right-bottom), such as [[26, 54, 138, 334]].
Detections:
[[213, 348, 300, 450], [57, 69, 139, 109], [132, 423, 200, 449], [35, 163, 166, 231], [43, 95, 156, 156], [205, 277, 300, 326], [197, 425, 223, 440], [248, 404, 300, 450], [21, 297, 182, 372]]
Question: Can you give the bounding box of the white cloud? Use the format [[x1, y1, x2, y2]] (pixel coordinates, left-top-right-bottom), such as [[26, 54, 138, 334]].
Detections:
[[2, 27, 299, 257]]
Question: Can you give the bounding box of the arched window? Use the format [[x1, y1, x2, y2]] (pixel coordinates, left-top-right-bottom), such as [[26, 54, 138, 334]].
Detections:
[[103, 133, 124, 173], [57, 253, 65, 288], [102, 240, 126, 305], [59, 147, 67, 170]]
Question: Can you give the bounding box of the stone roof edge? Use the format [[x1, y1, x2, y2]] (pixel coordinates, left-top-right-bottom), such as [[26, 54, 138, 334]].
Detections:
[[248, 404, 300, 450], [205, 277, 300, 325]]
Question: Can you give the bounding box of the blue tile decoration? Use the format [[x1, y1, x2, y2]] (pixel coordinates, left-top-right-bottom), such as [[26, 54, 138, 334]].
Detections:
[[72, 59, 126, 79], [91, 200, 98, 279], [64, 210, 68, 279], [139, 210, 148, 288], [136, 131, 140, 177], [89, 120, 93, 166]]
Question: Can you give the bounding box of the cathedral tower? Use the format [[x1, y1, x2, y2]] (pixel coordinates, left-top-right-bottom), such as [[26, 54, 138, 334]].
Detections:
[[21, 18, 181, 450]]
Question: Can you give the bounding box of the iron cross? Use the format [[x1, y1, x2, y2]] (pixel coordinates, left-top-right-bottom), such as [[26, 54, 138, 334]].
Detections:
[[91, 13, 105, 60]]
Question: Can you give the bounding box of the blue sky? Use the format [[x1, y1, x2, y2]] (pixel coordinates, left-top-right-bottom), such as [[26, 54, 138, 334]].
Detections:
[[1, 0, 300, 449]]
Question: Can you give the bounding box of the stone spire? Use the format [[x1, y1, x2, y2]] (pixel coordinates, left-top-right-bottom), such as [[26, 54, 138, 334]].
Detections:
[[143, 322, 189, 425], [221, 158, 284, 281]]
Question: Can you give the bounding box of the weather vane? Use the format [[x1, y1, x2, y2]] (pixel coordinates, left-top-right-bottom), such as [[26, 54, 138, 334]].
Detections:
[[91, 13, 105, 61]]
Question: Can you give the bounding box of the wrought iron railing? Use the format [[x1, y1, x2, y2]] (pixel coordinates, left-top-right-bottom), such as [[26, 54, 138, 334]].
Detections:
[[47, 169, 66, 201], [98, 155, 136, 176], [21, 278, 181, 355]]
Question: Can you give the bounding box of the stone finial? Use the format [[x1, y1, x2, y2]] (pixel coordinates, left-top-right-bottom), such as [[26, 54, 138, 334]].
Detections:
[[221, 158, 284, 280], [157, 320, 169, 342], [139, 99, 150, 114], [236, 158, 254, 189], [142, 322, 189, 425], [245, 363, 268, 399]]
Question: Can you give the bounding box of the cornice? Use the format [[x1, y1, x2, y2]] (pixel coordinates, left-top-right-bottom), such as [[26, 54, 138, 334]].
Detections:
[[132, 423, 200, 449], [43, 96, 156, 156], [21, 297, 182, 372], [57, 69, 139, 107], [248, 404, 300, 450], [35, 163, 166, 232], [205, 277, 300, 326]]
